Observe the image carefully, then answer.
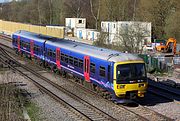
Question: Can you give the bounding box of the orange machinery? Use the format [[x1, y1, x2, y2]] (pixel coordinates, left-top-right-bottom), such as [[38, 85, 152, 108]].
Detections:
[[156, 38, 178, 55]]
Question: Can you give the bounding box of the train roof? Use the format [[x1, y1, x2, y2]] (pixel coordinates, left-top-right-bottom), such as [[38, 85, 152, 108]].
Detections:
[[46, 39, 143, 62], [13, 30, 51, 43], [14, 30, 143, 62]]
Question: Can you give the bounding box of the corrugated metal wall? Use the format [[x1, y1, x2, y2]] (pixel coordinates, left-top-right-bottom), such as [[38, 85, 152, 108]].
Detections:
[[0, 20, 64, 38]]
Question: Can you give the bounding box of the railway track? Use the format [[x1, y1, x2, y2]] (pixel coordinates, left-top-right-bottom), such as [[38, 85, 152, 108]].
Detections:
[[0, 46, 119, 121], [147, 80, 180, 101], [0, 35, 174, 121], [64, 78, 173, 121]]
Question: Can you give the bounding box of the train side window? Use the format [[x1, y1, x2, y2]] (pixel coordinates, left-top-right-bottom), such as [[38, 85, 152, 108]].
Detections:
[[90, 63, 95, 74], [36, 46, 39, 52], [21, 41, 24, 47], [26, 42, 29, 48], [48, 49, 50, 55], [34, 45, 38, 51], [24, 42, 26, 48], [61, 53, 65, 62], [100, 66, 106, 77], [48, 49, 53, 57], [79, 59, 83, 69], [108, 65, 111, 81], [33, 45, 36, 51], [13, 39, 17, 44], [52, 50, 56, 59], [64, 54, 69, 63], [27, 43, 30, 49], [69, 56, 73, 65], [74, 58, 78, 67]]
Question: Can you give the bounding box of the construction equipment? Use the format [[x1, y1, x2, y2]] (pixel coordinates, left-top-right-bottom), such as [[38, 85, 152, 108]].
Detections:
[[156, 38, 177, 55]]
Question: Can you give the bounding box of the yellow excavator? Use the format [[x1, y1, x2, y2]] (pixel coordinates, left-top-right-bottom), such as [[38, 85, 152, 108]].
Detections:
[[156, 38, 179, 55]]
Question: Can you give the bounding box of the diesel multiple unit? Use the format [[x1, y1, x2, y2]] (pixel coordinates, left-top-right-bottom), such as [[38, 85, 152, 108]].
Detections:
[[12, 30, 148, 100]]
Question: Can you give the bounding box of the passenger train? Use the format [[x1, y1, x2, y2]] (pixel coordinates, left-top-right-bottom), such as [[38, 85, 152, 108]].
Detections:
[[12, 30, 148, 102]]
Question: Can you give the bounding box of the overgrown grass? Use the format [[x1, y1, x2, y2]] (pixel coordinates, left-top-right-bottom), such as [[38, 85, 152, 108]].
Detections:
[[25, 101, 41, 121]]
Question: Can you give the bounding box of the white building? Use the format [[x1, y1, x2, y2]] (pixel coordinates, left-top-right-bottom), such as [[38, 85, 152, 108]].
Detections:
[[86, 29, 100, 41], [101, 21, 151, 45], [76, 28, 87, 39], [65, 18, 86, 36], [76, 28, 100, 41]]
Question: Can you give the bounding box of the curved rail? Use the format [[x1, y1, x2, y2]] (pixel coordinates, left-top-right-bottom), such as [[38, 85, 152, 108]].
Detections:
[[0, 46, 119, 121]]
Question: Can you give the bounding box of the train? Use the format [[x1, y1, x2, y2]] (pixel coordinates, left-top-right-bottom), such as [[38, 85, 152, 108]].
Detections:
[[12, 30, 148, 103]]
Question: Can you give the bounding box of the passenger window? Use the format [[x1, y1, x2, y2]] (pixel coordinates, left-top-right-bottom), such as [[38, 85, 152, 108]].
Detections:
[[37, 46, 39, 51], [61, 53, 65, 62], [90, 63, 95, 74], [100, 66, 106, 77], [27, 43, 30, 49], [108, 65, 111, 81], [69, 56, 73, 65], [48, 49, 53, 57], [74, 58, 78, 67], [79, 59, 83, 69], [64, 54, 69, 63], [53, 51, 56, 59], [34, 45, 38, 51]]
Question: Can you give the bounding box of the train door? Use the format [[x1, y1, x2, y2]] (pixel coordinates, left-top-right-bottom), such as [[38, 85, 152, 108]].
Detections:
[[56, 48, 61, 69], [30, 40, 34, 57], [84, 56, 90, 82], [17, 36, 20, 52]]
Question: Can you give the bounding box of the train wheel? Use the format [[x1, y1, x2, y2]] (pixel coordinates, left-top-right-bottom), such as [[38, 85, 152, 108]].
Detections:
[[80, 79, 84, 85], [92, 84, 97, 91], [15, 49, 18, 54]]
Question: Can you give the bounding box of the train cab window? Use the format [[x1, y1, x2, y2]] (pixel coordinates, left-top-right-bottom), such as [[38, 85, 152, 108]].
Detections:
[[79, 59, 83, 69], [69, 56, 73, 65], [74, 58, 78, 67], [90, 63, 95, 74], [64, 54, 69, 63], [100, 66, 106, 77], [61, 53, 65, 62]]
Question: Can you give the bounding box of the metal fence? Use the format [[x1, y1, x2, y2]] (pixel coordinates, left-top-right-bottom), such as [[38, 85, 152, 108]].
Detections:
[[0, 20, 64, 38], [138, 54, 180, 73]]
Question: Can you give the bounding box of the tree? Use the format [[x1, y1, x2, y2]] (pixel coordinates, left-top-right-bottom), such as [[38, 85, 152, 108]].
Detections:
[[89, 0, 101, 30], [139, 0, 174, 39], [115, 22, 151, 53], [64, 0, 87, 18]]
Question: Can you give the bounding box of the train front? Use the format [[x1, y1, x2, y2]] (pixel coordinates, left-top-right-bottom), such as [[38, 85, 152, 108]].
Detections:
[[113, 61, 148, 99]]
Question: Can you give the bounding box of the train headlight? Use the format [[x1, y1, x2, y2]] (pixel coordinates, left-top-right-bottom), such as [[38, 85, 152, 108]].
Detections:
[[139, 84, 145, 87], [117, 85, 125, 89]]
